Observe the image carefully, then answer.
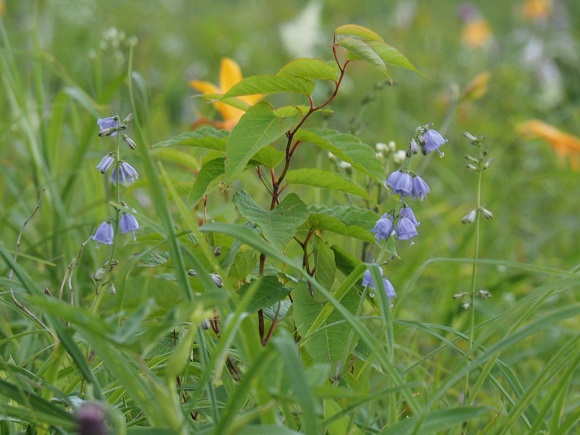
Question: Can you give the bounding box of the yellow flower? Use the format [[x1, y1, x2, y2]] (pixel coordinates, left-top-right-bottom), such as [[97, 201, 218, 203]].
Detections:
[[190, 58, 263, 130], [521, 0, 552, 21], [517, 120, 580, 170], [460, 72, 490, 102], [461, 18, 492, 49]]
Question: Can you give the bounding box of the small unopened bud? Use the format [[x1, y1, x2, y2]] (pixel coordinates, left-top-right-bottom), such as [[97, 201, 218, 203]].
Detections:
[[478, 289, 492, 299], [393, 150, 407, 165], [201, 319, 211, 330], [453, 293, 464, 299], [465, 155, 478, 163], [98, 127, 118, 137], [481, 208, 494, 219], [463, 131, 478, 141], [484, 158, 495, 168], [376, 151, 385, 160], [387, 141, 396, 152], [327, 152, 337, 161], [122, 135, 137, 149], [407, 138, 420, 155], [187, 269, 197, 276], [462, 302, 470, 310], [109, 283, 116, 294], [123, 113, 133, 124], [338, 161, 352, 170], [466, 164, 478, 171], [462, 210, 477, 224], [210, 274, 223, 288], [213, 246, 221, 257], [375, 142, 388, 152]]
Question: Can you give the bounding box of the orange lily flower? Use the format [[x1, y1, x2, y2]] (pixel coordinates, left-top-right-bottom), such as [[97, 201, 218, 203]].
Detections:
[[190, 58, 263, 130], [517, 120, 580, 170], [461, 18, 492, 49], [521, 0, 552, 21]]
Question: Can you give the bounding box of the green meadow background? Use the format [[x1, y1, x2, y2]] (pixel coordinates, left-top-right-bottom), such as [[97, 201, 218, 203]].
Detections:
[[1, 0, 579, 433]]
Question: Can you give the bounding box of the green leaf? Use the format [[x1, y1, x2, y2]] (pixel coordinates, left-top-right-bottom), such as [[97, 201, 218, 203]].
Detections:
[[152, 148, 199, 171], [335, 24, 384, 42], [223, 74, 316, 98], [239, 275, 291, 313], [285, 168, 370, 200], [225, 102, 298, 183], [137, 250, 171, 267], [308, 205, 378, 242], [293, 281, 360, 366], [187, 158, 225, 207], [368, 40, 422, 76], [277, 58, 339, 81], [295, 128, 384, 181], [314, 236, 336, 291], [252, 145, 286, 168], [152, 126, 228, 151], [233, 191, 309, 250], [337, 37, 392, 80]]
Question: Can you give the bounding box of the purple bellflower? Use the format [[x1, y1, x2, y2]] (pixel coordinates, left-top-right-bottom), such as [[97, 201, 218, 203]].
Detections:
[[396, 217, 419, 244], [97, 116, 120, 137], [362, 268, 397, 303], [421, 128, 447, 156], [111, 162, 139, 186], [411, 175, 430, 200], [96, 153, 115, 174], [385, 170, 413, 196], [92, 221, 114, 247], [399, 206, 420, 226], [119, 212, 139, 240], [371, 213, 394, 241]]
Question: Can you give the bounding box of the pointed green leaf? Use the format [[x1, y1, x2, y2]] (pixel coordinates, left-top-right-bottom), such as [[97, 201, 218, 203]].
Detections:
[[368, 40, 422, 76], [233, 191, 309, 250], [239, 275, 291, 313], [308, 205, 379, 242], [286, 168, 370, 199], [187, 158, 225, 207], [277, 58, 339, 81], [295, 128, 385, 181], [225, 102, 298, 183], [252, 145, 286, 168], [293, 281, 359, 366], [337, 37, 391, 80], [335, 24, 384, 42], [314, 236, 336, 291], [152, 126, 228, 151], [223, 74, 315, 98]]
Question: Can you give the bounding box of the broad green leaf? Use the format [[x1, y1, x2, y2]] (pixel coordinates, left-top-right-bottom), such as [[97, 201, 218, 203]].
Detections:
[[233, 191, 309, 250], [293, 280, 360, 366], [337, 37, 391, 80], [295, 128, 384, 181], [274, 105, 312, 118], [368, 40, 422, 76], [277, 58, 339, 81], [239, 275, 291, 313], [314, 236, 336, 291], [285, 168, 370, 200], [152, 126, 228, 150], [263, 299, 292, 321], [252, 145, 286, 168], [187, 158, 224, 207], [308, 205, 378, 242], [335, 24, 384, 42], [137, 250, 170, 267], [225, 102, 298, 183], [223, 74, 315, 98]]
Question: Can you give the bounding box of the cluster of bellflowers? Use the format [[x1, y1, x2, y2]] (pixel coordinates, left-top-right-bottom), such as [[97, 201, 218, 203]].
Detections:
[[363, 124, 448, 305], [91, 114, 140, 247]]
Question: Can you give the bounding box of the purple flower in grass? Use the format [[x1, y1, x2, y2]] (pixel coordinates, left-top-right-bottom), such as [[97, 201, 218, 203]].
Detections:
[[421, 128, 447, 156], [97, 116, 120, 137], [399, 206, 419, 226], [96, 153, 115, 174], [385, 170, 413, 196], [111, 162, 139, 186], [362, 269, 397, 304], [119, 213, 139, 240], [77, 402, 108, 435], [411, 175, 430, 200], [396, 217, 418, 244], [92, 221, 114, 247], [371, 213, 394, 242]]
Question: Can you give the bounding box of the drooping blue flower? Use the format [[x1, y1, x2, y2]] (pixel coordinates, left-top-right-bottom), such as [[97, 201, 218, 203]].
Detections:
[[371, 213, 394, 241], [119, 212, 139, 240], [399, 206, 420, 226], [96, 153, 115, 174], [97, 116, 120, 137], [111, 161, 139, 186], [92, 221, 114, 246], [362, 268, 397, 303], [411, 175, 430, 200], [421, 129, 447, 156], [385, 170, 413, 196], [396, 217, 418, 244]]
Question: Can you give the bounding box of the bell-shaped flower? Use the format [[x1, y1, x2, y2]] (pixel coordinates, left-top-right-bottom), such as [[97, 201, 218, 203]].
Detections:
[[362, 268, 397, 304], [399, 206, 420, 226], [421, 129, 447, 156], [92, 221, 114, 247], [96, 153, 115, 174], [385, 170, 413, 196], [119, 212, 139, 240], [371, 213, 394, 242], [97, 116, 121, 137], [111, 161, 139, 186], [411, 175, 430, 200], [396, 217, 419, 244]]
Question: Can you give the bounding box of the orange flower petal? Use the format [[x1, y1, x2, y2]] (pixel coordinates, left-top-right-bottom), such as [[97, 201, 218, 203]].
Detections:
[[220, 58, 243, 92], [190, 80, 221, 95]]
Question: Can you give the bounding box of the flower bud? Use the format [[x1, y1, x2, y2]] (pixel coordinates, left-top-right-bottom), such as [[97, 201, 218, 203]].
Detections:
[[481, 208, 494, 219], [462, 210, 477, 224]]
